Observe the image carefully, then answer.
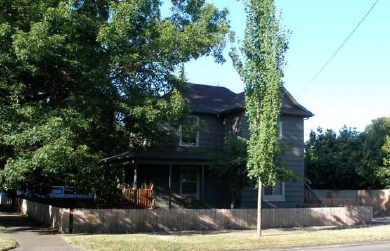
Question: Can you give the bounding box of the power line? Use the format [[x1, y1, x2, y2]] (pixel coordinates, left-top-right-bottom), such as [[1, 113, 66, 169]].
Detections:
[[297, 0, 380, 97]]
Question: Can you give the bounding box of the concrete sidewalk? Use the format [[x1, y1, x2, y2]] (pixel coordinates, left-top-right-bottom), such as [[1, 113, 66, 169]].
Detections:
[[0, 211, 87, 251]]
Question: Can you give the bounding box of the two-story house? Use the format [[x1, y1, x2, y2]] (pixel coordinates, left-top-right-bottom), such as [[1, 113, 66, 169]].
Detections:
[[100, 83, 313, 209]]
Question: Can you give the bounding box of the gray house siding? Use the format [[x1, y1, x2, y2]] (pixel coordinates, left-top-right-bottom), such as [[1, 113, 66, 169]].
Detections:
[[240, 115, 306, 208], [202, 168, 231, 208], [209, 111, 306, 208], [197, 114, 225, 150], [279, 116, 305, 207], [224, 112, 247, 137]]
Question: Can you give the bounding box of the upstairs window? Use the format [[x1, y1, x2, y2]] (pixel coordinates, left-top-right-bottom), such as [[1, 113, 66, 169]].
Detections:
[[278, 121, 283, 140], [263, 180, 285, 201], [180, 116, 199, 147]]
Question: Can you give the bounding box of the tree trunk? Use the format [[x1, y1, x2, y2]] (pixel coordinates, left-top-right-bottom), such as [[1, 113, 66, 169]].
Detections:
[[230, 189, 241, 209], [257, 178, 262, 237]]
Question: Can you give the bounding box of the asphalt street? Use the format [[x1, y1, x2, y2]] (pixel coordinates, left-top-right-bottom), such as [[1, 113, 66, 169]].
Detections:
[[278, 242, 390, 251]]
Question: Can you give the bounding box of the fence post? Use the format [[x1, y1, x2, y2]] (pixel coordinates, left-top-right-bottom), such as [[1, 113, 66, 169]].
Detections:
[[69, 208, 73, 234], [133, 189, 137, 209]]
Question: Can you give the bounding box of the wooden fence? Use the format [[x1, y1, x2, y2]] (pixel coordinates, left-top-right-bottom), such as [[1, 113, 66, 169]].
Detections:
[[313, 189, 390, 216], [18, 199, 373, 234]]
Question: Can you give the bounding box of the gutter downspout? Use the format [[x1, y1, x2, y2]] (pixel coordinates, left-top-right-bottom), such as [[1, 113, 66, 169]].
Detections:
[[133, 159, 138, 209]]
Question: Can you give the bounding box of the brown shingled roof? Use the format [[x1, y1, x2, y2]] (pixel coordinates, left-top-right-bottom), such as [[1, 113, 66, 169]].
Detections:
[[186, 83, 313, 118]]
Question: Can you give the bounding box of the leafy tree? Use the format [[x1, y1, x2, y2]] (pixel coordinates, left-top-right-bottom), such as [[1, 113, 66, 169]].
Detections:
[[98, 0, 229, 151], [380, 135, 390, 188], [230, 0, 289, 236], [305, 118, 390, 190], [305, 127, 364, 189], [209, 135, 250, 209], [0, 0, 229, 192], [0, 0, 120, 192], [359, 117, 390, 188]]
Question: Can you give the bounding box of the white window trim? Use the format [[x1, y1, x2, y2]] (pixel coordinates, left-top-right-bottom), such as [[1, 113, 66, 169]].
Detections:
[[278, 121, 283, 140], [180, 166, 200, 200], [179, 116, 199, 147], [263, 181, 285, 202]]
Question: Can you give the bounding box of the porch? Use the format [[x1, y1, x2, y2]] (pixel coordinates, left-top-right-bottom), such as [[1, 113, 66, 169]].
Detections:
[[99, 149, 232, 209]]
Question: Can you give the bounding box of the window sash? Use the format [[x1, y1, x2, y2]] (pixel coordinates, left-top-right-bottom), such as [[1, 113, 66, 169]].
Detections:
[[263, 180, 285, 201], [179, 116, 199, 147], [180, 166, 199, 199]]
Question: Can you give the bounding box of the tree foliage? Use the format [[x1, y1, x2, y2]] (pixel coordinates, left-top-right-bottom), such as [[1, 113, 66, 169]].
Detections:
[[0, 0, 229, 192], [230, 0, 288, 236], [305, 117, 390, 189], [305, 126, 364, 189], [231, 0, 288, 187], [359, 117, 390, 188], [209, 135, 250, 209], [380, 135, 390, 188]]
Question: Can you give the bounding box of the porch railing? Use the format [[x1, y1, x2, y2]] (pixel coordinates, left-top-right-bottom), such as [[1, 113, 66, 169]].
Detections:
[[96, 189, 152, 209], [304, 183, 322, 205], [122, 189, 152, 209]]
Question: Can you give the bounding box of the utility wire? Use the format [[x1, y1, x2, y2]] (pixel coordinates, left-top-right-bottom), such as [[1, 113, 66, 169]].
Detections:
[[297, 0, 380, 97]]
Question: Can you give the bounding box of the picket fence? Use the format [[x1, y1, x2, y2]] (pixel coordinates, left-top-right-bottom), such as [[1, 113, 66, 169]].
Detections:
[[18, 199, 372, 234]]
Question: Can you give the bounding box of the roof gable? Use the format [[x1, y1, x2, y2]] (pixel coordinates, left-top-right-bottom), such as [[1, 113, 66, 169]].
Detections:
[[186, 83, 313, 118], [186, 84, 242, 114]]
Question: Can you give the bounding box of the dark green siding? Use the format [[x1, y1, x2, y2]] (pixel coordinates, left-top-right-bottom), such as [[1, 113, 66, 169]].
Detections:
[[198, 114, 225, 149], [240, 115, 306, 208], [136, 112, 306, 209]]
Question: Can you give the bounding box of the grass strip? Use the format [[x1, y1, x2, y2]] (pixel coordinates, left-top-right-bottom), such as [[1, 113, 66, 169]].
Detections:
[[65, 225, 390, 251], [0, 226, 17, 251]]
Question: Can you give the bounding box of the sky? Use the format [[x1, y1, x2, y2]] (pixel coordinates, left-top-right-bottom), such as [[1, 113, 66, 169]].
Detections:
[[182, 0, 390, 140]]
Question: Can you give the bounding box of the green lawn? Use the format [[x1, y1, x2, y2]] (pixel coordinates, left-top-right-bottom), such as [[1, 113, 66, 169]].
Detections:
[[65, 225, 390, 251], [0, 226, 17, 251]]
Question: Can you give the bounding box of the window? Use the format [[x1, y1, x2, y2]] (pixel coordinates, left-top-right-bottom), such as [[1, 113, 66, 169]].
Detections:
[[180, 116, 199, 147], [278, 121, 283, 140], [263, 180, 285, 201], [180, 166, 199, 199]]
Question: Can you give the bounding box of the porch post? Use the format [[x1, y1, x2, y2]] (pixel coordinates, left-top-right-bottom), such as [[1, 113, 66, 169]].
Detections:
[[201, 165, 205, 203], [133, 160, 138, 209], [169, 164, 172, 209]]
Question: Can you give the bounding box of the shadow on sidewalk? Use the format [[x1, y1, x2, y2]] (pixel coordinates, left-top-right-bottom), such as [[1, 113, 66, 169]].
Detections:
[[0, 206, 57, 235]]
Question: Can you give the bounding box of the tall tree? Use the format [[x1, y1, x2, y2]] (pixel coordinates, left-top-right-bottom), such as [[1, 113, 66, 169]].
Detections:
[[0, 0, 120, 192], [97, 0, 229, 151], [230, 0, 288, 236], [0, 0, 229, 192]]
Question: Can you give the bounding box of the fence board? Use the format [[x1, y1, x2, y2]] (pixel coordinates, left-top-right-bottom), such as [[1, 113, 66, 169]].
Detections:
[[314, 189, 390, 216], [17, 199, 373, 234]]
